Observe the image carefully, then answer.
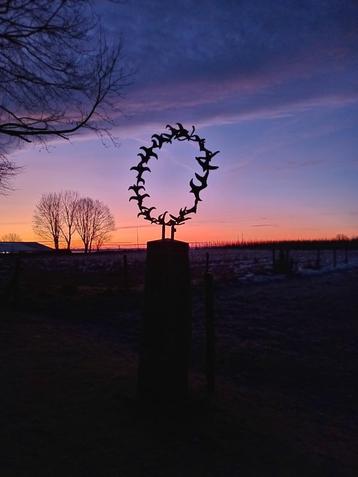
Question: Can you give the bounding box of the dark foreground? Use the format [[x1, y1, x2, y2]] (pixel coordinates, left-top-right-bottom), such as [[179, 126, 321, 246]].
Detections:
[[1, 268, 357, 476]]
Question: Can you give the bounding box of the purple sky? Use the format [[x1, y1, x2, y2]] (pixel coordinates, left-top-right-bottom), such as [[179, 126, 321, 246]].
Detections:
[[1, 0, 357, 245]]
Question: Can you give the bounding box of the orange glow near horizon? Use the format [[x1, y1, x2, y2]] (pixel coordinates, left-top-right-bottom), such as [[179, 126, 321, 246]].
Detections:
[[1, 217, 356, 250], [1, 2, 358, 249], [0, 116, 357, 246]]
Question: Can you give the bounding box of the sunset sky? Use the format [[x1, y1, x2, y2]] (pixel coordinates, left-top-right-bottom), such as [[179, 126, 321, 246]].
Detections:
[[1, 0, 357, 247]]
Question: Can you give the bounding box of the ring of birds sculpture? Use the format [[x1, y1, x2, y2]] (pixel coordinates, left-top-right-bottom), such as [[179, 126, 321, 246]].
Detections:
[[129, 123, 219, 233]]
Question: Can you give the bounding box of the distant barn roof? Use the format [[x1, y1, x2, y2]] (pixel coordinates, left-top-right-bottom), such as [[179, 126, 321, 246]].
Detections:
[[0, 242, 53, 253]]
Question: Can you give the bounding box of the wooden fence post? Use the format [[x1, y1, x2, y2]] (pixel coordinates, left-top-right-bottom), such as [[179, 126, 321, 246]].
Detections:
[[204, 272, 215, 395], [7, 255, 21, 307], [316, 249, 321, 269], [272, 248, 276, 270], [122, 254, 128, 289], [205, 251, 210, 274]]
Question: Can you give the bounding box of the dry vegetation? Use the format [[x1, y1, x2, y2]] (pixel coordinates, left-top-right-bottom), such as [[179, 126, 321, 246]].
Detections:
[[1, 249, 357, 476]]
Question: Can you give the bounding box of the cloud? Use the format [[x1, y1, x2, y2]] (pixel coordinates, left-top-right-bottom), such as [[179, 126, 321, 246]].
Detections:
[[111, 82, 358, 141], [5, 1, 358, 150], [98, 0, 358, 83], [251, 223, 278, 228], [96, 0, 358, 132], [116, 224, 152, 230]]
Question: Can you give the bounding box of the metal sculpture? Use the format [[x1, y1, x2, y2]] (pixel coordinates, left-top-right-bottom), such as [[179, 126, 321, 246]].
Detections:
[[129, 123, 219, 239]]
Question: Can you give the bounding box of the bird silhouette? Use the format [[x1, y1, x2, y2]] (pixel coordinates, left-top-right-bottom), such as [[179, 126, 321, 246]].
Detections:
[[128, 184, 145, 194], [129, 192, 150, 201], [151, 133, 171, 148], [207, 150, 220, 160], [189, 132, 207, 151], [129, 192, 150, 208], [198, 138, 207, 151], [137, 152, 150, 163], [194, 172, 209, 187], [158, 211, 168, 224], [176, 122, 190, 136], [137, 206, 156, 219], [189, 179, 203, 202], [178, 207, 188, 216], [130, 164, 151, 174], [166, 124, 179, 136], [185, 204, 197, 214], [170, 212, 191, 224], [138, 210, 153, 221], [196, 156, 218, 171], [139, 146, 158, 159]]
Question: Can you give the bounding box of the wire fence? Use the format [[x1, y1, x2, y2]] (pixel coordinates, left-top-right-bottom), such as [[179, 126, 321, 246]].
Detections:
[[1, 246, 358, 308]]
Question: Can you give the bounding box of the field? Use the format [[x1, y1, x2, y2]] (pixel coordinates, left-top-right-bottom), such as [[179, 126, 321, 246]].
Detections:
[[1, 248, 357, 476]]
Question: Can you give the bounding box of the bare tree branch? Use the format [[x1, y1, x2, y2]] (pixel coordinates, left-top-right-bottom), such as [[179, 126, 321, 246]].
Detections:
[[0, 155, 20, 193], [0, 0, 129, 192], [76, 197, 115, 253], [59, 190, 79, 250]]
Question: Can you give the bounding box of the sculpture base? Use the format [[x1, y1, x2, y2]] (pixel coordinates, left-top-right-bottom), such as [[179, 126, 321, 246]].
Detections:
[[138, 239, 191, 405]]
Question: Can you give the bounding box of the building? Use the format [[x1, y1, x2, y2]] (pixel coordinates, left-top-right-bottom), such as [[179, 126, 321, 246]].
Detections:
[[0, 242, 53, 254]]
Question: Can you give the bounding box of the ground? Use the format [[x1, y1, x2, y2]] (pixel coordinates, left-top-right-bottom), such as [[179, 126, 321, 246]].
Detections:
[[1, 256, 357, 476]]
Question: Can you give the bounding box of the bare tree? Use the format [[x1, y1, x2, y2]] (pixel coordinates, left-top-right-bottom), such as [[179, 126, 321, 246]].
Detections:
[[33, 192, 62, 250], [60, 190, 79, 251], [95, 233, 110, 252], [75, 197, 93, 253], [0, 232, 22, 242], [94, 206, 116, 251], [0, 0, 127, 192], [75, 197, 115, 253]]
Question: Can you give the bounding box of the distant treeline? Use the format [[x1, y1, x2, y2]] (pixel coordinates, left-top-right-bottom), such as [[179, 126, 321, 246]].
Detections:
[[211, 237, 358, 250]]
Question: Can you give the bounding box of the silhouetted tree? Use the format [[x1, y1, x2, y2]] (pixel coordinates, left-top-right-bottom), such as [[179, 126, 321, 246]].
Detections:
[[94, 225, 113, 251], [0, 0, 127, 192], [60, 190, 80, 251], [75, 197, 115, 253], [0, 232, 22, 242], [33, 193, 62, 250]]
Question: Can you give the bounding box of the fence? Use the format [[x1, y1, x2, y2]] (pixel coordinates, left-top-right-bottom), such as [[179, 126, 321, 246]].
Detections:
[[1, 247, 358, 307]]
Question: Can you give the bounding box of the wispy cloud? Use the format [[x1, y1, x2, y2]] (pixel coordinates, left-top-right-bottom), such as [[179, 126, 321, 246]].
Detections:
[[116, 224, 152, 230], [94, 0, 358, 132], [251, 223, 279, 228], [6, 1, 358, 149]]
